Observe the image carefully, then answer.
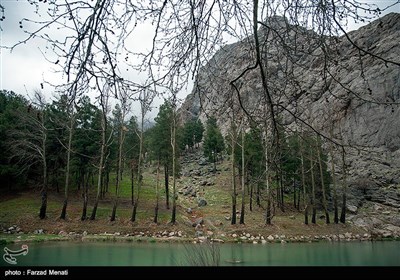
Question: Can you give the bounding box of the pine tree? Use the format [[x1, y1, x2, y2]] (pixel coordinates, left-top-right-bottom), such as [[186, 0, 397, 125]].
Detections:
[[204, 117, 225, 172]]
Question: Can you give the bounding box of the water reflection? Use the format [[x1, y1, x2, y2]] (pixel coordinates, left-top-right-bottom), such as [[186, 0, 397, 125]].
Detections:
[[3, 241, 398, 266]]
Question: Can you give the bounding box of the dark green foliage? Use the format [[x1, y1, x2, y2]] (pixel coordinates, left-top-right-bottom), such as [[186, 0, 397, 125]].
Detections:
[[0, 90, 30, 189], [244, 127, 264, 178], [72, 96, 102, 190], [181, 119, 204, 150], [203, 117, 224, 167], [125, 115, 140, 170]]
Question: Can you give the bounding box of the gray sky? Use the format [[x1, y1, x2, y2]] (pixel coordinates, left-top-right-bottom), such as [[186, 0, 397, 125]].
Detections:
[[1, 0, 399, 119]]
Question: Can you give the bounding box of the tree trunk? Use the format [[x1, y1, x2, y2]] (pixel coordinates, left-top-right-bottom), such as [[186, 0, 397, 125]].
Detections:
[[300, 132, 308, 224], [317, 139, 330, 224], [330, 149, 339, 223], [340, 148, 347, 224], [164, 165, 170, 209], [90, 107, 106, 221], [297, 182, 301, 210], [256, 183, 261, 207], [249, 183, 253, 212], [293, 177, 296, 209], [81, 173, 89, 221], [264, 131, 271, 225], [60, 115, 73, 220], [110, 201, 117, 221], [213, 151, 216, 173], [132, 105, 145, 223], [131, 165, 134, 205], [310, 151, 317, 224], [111, 107, 126, 222], [231, 126, 237, 225], [170, 109, 177, 225], [154, 160, 160, 224], [105, 168, 109, 194], [39, 130, 47, 220], [239, 130, 245, 224], [39, 190, 47, 219], [329, 119, 339, 224], [278, 171, 283, 212]]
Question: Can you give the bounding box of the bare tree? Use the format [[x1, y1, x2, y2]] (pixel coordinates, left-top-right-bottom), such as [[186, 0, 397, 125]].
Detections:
[[9, 91, 49, 219], [131, 88, 154, 222], [239, 126, 246, 224], [90, 84, 112, 220], [317, 136, 330, 224], [60, 97, 76, 220], [170, 96, 178, 225], [111, 87, 131, 222], [340, 147, 347, 224], [154, 158, 161, 224]]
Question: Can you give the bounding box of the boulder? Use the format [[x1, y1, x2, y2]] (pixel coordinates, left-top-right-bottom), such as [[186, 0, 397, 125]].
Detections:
[[197, 197, 207, 207], [347, 205, 358, 214], [193, 217, 204, 226]]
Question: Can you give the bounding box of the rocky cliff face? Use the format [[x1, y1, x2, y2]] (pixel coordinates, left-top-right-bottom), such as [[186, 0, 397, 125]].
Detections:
[[180, 13, 400, 212]]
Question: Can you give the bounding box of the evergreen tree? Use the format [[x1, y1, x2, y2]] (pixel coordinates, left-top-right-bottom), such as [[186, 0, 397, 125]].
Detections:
[[204, 117, 224, 172], [151, 101, 173, 209], [182, 119, 204, 150]]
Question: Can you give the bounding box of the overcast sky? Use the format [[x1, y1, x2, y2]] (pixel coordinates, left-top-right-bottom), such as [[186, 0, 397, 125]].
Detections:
[[1, 0, 399, 119]]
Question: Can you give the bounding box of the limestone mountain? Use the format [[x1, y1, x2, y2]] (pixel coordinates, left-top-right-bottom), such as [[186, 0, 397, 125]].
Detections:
[[180, 13, 400, 209]]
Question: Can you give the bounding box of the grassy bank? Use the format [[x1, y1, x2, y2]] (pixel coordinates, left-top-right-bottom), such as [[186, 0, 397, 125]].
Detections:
[[0, 154, 370, 245]]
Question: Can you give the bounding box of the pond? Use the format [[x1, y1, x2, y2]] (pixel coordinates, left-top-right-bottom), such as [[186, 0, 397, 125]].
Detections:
[[2, 241, 399, 266]]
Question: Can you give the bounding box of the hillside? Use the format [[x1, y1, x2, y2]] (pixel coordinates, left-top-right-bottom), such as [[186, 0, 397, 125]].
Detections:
[[179, 13, 400, 233]]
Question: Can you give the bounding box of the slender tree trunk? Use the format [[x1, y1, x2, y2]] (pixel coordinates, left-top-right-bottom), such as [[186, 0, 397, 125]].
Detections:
[[90, 108, 106, 220], [310, 150, 317, 224], [340, 148, 347, 224], [330, 146, 339, 224], [213, 151, 216, 173], [279, 171, 284, 212], [293, 177, 296, 209], [100, 172, 104, 199], [55, 170, 60, 193], [164, 165, 170, 209], [105, 168, 109, 194], [170, 109, 177, 224], [297, 181, 301, 210], [61, 115, 74, 220], [111, 109, 126, 222], [76, 170, 81, 191], [131, 115, 144, 223], [276, 174, 281, 209], [231, 126, 237, 225], [249, 182, 253, 212], [317, 139, 330, 224], [240, 130, 245, 224], [256, 183, 261, 207], [131, 163, 134, 205], [154, 159, 160, 224], [81, 172, 89, 221], [39, 130, 47, 220], [300, 133, 308, 225], [264, 131, 271, 225], [329, 117, 339, 224]]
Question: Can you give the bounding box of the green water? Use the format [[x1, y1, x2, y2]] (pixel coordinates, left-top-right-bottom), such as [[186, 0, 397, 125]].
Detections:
[[2, 241, 399, 266]]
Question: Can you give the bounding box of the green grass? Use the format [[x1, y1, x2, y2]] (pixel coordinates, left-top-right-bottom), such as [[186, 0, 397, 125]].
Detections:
[[0, 152, 369, 241]]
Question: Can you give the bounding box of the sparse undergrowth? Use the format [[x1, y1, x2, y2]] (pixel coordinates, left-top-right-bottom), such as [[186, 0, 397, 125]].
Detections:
[[0, 150, 395, 245]]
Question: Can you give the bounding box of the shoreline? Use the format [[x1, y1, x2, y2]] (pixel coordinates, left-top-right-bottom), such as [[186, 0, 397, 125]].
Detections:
[[1, 232, 399, 245]]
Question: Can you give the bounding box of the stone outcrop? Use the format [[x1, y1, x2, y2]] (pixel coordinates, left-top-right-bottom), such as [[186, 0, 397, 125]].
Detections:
[[180, 13, 400, 212]]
